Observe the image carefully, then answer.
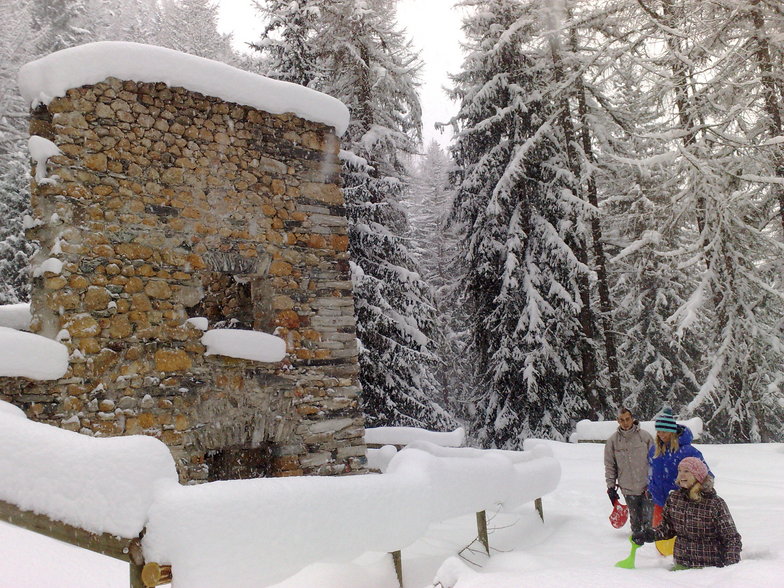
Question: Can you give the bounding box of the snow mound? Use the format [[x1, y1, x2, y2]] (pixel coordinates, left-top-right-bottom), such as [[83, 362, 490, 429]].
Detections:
[[0, 400, 27, 419], [0, 412, 178, 537], [364, 425, 465, 447], [0, 326, 69, 380], [142, 442, 559, 587], [0, 303, 32, 331], [18, 41, 349, 135], [201, 329, 286, 363]]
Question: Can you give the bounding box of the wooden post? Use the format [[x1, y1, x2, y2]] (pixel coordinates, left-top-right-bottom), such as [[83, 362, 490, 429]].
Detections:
[[130, 562, 144, 588], [129, 537, 146, 588], [390, 550, 403, 588], [476, 510, 489, 554], [535, 497, 543, 522]]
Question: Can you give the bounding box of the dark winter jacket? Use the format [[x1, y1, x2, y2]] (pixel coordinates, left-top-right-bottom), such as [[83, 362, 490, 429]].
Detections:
[[604, 422, 653, 495], [654, 487, 742, 568], [647, 425, 708, 506]]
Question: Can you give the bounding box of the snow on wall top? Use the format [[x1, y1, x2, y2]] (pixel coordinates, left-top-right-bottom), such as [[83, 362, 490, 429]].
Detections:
[[364, 426, 465, 447], [200, 329, 286, 363], [0, 407, 178, 537], [573, 417, 703, 442], [18, 41, 349, 136], [0, 303, 32, 331], [0, 326, 68, 380]]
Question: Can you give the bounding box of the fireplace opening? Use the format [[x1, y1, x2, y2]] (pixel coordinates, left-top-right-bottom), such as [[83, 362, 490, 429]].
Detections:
[[205, 442, 275, 481]]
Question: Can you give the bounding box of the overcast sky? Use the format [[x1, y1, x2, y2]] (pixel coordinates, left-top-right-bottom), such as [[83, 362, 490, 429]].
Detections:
[[216, 0, 463, 150]]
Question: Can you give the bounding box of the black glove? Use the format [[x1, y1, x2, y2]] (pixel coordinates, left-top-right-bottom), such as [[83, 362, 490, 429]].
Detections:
[[632, 528, 655, 546], [607, 487, 620, 504]]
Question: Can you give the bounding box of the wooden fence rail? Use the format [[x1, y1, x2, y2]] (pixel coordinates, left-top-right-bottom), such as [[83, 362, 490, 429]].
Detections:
[[0, 498, 145, 587]]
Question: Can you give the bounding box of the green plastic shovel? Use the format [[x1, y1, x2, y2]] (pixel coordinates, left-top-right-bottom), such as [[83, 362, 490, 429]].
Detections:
[[615, 536, 640, 569]]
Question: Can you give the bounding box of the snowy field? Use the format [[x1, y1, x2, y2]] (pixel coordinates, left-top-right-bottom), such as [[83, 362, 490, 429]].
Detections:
[[1, 440, 782, 587]]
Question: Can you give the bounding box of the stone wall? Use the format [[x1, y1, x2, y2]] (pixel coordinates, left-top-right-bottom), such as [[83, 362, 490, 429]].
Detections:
[[0, 77, 367, 482]]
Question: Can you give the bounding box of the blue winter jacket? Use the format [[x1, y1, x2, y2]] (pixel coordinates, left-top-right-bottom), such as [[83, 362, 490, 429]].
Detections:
[[647, 425, 709, 507]]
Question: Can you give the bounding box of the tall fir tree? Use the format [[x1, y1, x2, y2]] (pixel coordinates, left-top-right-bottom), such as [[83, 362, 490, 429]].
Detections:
[[575, 0, 784, 439], [248, 0, 320, 86], [405, 142, 470, 418], [0, 0, 40, 304], [448, 0, 591, 446]]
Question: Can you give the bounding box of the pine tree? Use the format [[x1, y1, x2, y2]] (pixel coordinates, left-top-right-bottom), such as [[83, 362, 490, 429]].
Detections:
[[29, 0, 90, 53], [584, 0, 784, 439], [448, 0, 591, 446], [248, 0, 320, 86], [157, 0, 236, 63], [405, 142, 470, 418], [0, 0, 39, 304]]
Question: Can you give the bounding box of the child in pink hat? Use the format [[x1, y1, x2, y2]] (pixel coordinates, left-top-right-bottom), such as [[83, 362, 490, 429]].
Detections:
[[632, 456, 742, 568]]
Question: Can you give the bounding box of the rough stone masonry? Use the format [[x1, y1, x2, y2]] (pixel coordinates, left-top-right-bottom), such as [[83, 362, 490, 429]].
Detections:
[[0, 76, 367, 482]]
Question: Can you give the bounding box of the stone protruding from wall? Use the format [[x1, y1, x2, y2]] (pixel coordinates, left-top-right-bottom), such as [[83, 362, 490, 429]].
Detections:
[[1, 76, 366, 482]]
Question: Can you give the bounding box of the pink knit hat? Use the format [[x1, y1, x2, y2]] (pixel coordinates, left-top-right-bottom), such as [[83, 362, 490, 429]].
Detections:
[[679, 457, 708, 483]]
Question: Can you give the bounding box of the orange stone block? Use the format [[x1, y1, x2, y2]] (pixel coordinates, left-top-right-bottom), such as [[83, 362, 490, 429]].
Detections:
[[275, 310, 300, 328], [154, 348, 192, 372], [332, 235, 349, 252], [269, 260, 293, 276]]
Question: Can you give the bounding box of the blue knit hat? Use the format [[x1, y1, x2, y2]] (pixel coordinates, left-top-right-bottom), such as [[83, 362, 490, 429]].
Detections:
[[655, 407, 678, 432]]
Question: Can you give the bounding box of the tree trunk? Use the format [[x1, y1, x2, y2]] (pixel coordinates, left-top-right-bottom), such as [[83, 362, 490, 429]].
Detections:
[[570, 25, 623, 405], [749, 0, 784, 237], [546, 4, 603, 416]]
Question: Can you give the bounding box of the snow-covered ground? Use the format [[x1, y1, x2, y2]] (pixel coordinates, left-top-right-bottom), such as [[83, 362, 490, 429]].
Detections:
[[1, 440, 781, 587]]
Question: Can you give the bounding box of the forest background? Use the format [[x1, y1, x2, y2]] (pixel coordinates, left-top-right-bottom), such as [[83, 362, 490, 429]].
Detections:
[[1, 0, 782, 446]]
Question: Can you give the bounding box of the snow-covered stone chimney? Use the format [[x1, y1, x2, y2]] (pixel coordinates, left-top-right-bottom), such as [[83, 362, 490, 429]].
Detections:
[[1, 42, 366, 482]]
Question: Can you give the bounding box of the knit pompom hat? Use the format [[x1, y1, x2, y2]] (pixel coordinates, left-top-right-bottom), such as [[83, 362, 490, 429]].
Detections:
[[679, 457, 708, 483], [655, 407, 678, 432]]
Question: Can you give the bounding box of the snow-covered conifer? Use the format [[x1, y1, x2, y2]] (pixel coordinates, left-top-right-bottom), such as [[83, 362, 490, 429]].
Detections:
[[448, 0, 591, 446]]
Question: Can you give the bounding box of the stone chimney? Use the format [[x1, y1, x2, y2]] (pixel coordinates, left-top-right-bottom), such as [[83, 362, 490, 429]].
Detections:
[[2, 45, 366, 482]]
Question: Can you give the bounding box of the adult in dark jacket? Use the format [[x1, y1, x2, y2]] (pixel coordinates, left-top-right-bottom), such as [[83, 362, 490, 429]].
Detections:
[[633, 457, 742, 568], [604, 408, 653, 533]]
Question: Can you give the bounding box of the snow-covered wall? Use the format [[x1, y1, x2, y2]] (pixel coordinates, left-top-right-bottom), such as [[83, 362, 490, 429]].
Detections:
[[18, 41, 349, 135]]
